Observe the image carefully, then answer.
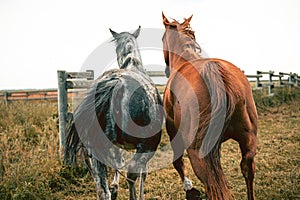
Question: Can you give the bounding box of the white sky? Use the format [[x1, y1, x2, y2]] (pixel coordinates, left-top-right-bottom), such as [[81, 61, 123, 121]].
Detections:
[[0, 0, 299, 89]]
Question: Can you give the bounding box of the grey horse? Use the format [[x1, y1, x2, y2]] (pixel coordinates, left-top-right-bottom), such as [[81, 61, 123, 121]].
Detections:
[[65, 26, 164, 200]]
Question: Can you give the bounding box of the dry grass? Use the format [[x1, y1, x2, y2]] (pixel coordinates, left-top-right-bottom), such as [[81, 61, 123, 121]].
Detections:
[[0, 88, 299, 199], [0, 102, 61, 199]]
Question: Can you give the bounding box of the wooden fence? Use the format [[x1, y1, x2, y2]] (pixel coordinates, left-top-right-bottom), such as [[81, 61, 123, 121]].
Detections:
[[57, 70, 94, 159], [252, 71, 300, 95], [1, 70, 299, 103], [1, 69, 299, 160]]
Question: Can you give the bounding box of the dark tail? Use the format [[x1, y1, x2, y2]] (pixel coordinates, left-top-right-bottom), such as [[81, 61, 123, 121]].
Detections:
[[64, 74, 121, 165], [199, 61, 239, 199], [64, 118, 81, 165]]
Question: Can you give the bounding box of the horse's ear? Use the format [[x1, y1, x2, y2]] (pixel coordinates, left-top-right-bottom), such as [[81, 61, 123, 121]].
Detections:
[[162, 12, 177, 28], [182, 15, 193, 26], [109, 28, 119, 38], [186, 15, 193, 23], [162, 12, 170, 26], [133, 26, 141, 38]]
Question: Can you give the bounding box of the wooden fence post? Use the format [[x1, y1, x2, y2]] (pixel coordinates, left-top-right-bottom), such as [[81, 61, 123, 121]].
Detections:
[[288, 73, 293, 89], [268, 71, 274, 83], [86, 70, 94, 80], [256, 71, 275, 95], [256, 71, 261, 88], [4, 92, 9, 105], [278, 72, 283, 87], [57, 70, 68, 160], [26, 92, 29, 101], [268, 71, 274, 95], [294, 73, 300, 87], [57, 69, 95, 162]]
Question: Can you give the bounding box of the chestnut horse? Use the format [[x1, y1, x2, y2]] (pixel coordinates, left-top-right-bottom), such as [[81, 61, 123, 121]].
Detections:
[[162, 13, 258, 200]]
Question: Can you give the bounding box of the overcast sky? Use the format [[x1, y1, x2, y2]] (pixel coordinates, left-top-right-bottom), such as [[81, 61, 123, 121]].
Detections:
[[0, 0, 299, 89]]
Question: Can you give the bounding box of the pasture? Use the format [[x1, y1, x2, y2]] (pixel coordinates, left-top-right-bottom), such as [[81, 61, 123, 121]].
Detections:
[[0, 88, 299, 199]]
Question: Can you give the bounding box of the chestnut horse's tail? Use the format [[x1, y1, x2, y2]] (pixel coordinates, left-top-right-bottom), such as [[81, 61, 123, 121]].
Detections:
[[197, 61, 239, 199]]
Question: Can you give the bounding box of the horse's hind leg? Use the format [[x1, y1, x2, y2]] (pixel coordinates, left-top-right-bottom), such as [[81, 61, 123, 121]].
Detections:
[[109, 148, 124, 200], [110, 170, 119, 200], [173, 152, 193, 191], [89, 157, 111, 200], [187, 148, 230, 200], [167, 120, 193, 191], [126, 169, 138, 200], [126, 151, 154, 200], [126, 171, 146, 200], [238, 131, 257, 200], [126, 157, 146, 200]]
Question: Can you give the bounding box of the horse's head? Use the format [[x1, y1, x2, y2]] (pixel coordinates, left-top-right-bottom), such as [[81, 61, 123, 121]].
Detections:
[[110, 26, 143, 70], [162, 12, 200, 77]]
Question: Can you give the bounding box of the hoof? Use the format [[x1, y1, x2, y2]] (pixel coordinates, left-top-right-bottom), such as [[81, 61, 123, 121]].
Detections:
[[186, 188, 202, 200], [109, 184, 118, 200]]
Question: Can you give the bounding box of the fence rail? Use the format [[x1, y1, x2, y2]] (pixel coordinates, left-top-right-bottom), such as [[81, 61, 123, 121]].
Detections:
[[1, 70, 299, 103], [249, 71, 299, 95], [0, 89, 58, 103], [0, 88, 89, 103]]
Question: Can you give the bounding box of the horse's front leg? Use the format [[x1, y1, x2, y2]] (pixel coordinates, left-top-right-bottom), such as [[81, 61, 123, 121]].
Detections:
[[89, 157, 111, 200]]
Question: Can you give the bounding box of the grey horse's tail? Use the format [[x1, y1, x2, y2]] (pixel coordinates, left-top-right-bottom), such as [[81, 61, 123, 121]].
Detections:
[[64, 117, 80, 165], [64, 74, 120, 165]]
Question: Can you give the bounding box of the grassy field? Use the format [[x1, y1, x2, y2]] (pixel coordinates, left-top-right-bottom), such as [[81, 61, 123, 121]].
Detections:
[[0, 88, 299, 199]]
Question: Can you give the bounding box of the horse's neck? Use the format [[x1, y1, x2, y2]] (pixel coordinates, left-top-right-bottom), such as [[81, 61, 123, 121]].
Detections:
[[131, 48, 143, 64], [182, 48, 200, 61], [170, 46, 200, 70], [128, 58, 145, 72], [120, 53, 146, 73]]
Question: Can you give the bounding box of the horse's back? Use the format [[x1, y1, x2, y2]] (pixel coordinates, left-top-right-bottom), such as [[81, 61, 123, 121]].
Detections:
[[196, 58, 250, 90], [196, 58, 258, 141], [165, 57, 250, 107], [164, 58, 257, 142], [198, 58, 258, 130], [109, 70, 163, 147], [189, 58, 254, 104], [115, 70, 163, 123]]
